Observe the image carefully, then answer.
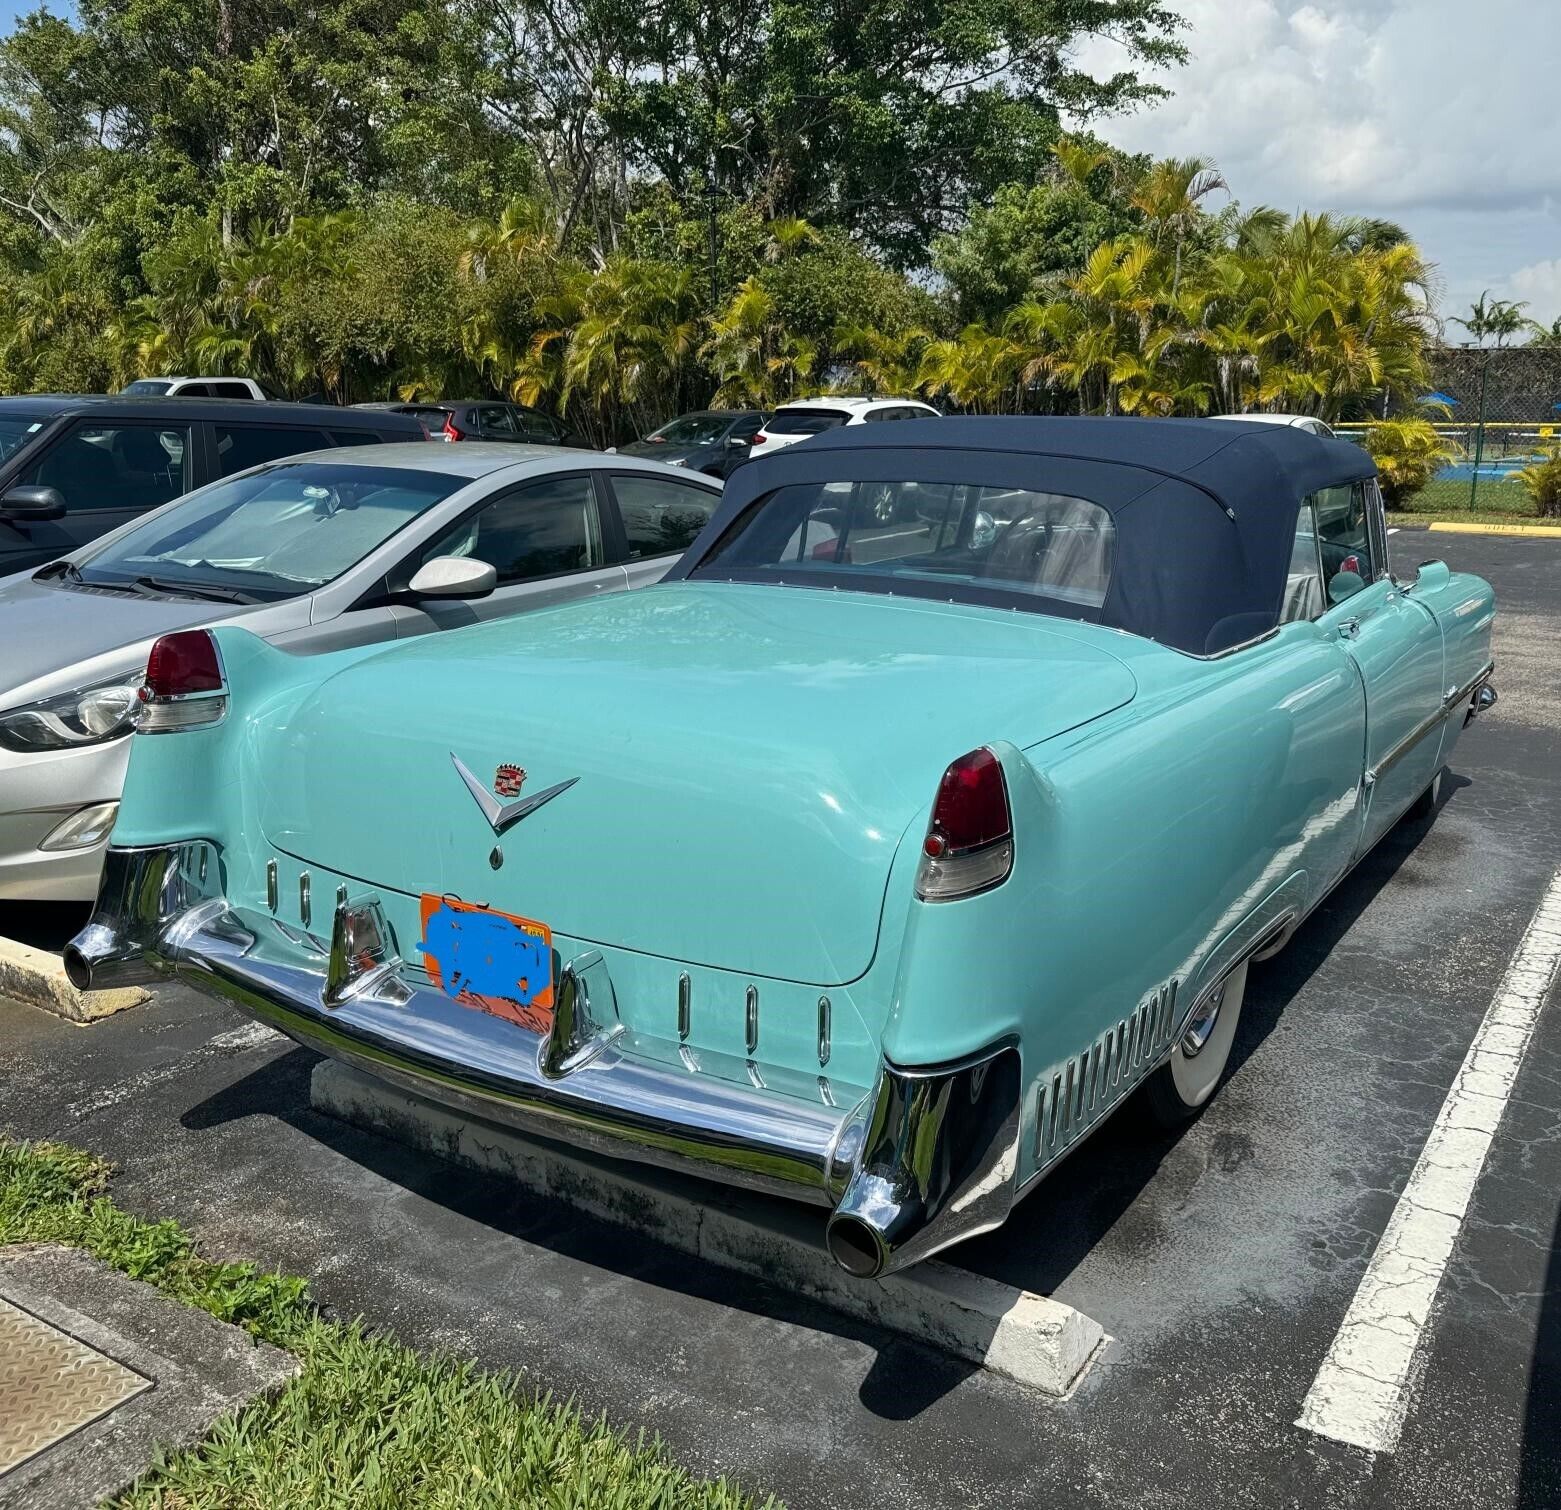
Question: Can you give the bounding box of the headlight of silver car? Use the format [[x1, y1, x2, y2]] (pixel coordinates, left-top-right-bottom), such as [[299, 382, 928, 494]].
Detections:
[[0, 677, 143, 752]]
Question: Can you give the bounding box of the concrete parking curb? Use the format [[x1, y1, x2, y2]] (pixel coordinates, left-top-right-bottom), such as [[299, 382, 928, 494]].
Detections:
[[0, 936, 148, 1024], [312, 1061, 1108, 1398], [1427, 521, 1561, 539]]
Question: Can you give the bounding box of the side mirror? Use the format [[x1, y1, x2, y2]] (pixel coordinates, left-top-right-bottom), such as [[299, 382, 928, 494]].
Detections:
[[0, 485, 66, 522], [407, 556, 497, 599], [1327, 570, 1365, 605], [1409, 559, 1450, 592], [726, 435, 748, 450], [970, 511, 998, 551]]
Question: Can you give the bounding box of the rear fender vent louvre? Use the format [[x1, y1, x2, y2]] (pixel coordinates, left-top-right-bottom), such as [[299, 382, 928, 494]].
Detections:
[[1034, 980, 1178, 1165]]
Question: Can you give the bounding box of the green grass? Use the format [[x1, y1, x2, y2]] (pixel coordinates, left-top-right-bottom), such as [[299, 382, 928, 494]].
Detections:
[[1390, 477, 1547, 527], [0, 1138, 778, 1510]]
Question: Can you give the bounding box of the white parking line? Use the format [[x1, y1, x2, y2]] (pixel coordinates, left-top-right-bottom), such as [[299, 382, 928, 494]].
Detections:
[[1297, 870, 1561, 1454]]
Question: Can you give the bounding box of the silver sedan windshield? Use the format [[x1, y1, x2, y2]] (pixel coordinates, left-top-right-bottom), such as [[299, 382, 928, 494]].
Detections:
[[79, 461, 467, 599]]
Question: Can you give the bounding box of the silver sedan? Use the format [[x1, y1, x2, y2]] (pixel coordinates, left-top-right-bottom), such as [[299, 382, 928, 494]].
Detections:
[[0, 442, 722, 900]]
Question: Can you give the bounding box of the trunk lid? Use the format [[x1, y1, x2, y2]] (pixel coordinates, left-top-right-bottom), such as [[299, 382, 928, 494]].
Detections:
[[256, 583, 1136, 985]]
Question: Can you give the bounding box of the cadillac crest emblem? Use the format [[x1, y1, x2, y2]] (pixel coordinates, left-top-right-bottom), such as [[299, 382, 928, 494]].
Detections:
[[494, 764, 526, 798]]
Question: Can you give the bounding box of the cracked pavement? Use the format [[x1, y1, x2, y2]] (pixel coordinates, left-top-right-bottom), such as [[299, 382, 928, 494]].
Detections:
[[0, 528, 1558, 1509]]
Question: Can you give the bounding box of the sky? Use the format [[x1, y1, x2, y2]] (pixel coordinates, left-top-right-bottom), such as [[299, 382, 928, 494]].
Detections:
[[1072, 0, 1561, 331]]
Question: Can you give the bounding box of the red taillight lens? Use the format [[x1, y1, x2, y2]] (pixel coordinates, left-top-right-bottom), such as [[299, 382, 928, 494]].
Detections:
[[751, 433, 767, 445], [916, 748, 1013, 901], [443, 414, 464, 441], [144, 631, 224, 698], [138, 630, 228, 733]]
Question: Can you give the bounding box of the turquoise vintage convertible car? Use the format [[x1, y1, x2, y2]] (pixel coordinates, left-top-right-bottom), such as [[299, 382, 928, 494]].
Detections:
[[69, 419, 1497, 1278]]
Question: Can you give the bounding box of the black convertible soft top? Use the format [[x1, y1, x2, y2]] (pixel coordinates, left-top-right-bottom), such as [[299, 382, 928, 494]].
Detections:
[[667, 416, 1378, 655]]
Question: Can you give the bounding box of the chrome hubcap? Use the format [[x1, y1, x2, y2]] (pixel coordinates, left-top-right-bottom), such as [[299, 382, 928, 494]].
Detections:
[[1180, 980, 1227, 1059]]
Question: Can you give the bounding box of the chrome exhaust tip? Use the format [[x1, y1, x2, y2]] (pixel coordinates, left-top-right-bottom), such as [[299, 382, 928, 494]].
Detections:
[[62, 923, 157, 993], [825, 1210, 890, 1279], [823, 1044, 1023, 1279]]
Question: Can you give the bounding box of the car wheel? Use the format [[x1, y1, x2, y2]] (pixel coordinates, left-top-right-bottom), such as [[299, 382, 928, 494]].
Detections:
[[1143, 960, 1249, 1126], [1405, 766, 1444, 823]]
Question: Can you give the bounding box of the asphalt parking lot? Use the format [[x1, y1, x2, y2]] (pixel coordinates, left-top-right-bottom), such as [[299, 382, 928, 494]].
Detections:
[[1, 526, 1557, 1510]]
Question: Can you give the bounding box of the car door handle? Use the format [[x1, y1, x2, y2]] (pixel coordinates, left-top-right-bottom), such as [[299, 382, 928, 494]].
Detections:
[[1338, 617, 1361, 640]]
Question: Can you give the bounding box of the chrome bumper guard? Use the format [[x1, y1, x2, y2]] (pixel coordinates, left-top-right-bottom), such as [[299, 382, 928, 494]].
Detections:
[[69, 844, 1023, 1277]]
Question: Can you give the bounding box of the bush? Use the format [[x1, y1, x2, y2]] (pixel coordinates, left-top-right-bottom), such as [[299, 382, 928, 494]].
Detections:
[[1363, 416, 1458, 510], [1516, 449, 1561, 517]]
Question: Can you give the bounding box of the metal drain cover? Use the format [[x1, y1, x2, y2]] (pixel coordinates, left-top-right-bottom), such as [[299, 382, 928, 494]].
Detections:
[[0, 1296, 150, 1475]]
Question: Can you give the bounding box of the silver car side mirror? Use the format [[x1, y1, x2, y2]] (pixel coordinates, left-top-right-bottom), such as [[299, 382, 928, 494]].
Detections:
[[407, 556, 498, 599], [971, 511, 997, 551]]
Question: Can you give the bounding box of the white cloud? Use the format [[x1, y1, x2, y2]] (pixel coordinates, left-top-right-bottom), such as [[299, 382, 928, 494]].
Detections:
[[1069, 0, 1561, 323]]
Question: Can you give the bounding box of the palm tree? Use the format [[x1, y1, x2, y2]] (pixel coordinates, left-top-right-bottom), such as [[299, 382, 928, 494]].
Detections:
[[832, 323, 928, 396], [704, 277, 816, 408], [1129, 156, 1228, 296], [1455, 291, 1529, 348], [916, 326, 1023, 413]]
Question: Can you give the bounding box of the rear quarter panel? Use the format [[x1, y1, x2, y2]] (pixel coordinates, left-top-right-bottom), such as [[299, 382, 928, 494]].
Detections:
[[879, 623, 1367, 1183]]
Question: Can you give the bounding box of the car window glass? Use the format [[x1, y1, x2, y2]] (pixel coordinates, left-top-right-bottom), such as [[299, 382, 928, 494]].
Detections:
[[650, 414, 730, 445], [216, 425, 331, 477], [174, 383, 210, 397], [475, 406, 516, 437], [79, 461, 463, 596], [703, 480, 1115, 609], [328, 429, 388, 447], [510, 409, 559, 441], [1279, 500, 1326, 622], [0, 416, 45, 464], [766, 410, 848, 436], [18, 422, 190, 512], [210, 382, 254, 400], [421, 474, 603, 585], [1312, 482, 1373, 593], [863, 408, 890, 422], [614, 474, 719, 558]]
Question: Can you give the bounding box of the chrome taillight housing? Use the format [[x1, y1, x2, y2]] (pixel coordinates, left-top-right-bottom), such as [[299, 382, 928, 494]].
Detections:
[[137, 630, 228, 733], [914, 747, 1014, 901]]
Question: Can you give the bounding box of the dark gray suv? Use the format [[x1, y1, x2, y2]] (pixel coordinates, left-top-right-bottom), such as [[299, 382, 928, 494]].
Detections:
[[0, 396, 426, 577]]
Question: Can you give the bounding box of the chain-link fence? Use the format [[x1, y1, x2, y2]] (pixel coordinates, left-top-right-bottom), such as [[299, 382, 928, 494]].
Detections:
[[1337, 346, 1561, 512]]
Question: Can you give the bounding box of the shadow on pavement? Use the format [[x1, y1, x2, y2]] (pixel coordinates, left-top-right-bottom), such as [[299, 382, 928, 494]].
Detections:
[[957, 772, 1458, 1296], [180, 1044, 986, 1419], [1519, 1196, 1561, 1509]]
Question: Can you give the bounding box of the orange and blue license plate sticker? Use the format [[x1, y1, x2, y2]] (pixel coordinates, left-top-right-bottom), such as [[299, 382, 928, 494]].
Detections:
[[417, 894, 554, 1035]]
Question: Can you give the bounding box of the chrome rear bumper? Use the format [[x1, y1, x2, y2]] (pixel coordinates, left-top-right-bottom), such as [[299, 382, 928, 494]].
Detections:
[[70, 843, 1023, 1275]]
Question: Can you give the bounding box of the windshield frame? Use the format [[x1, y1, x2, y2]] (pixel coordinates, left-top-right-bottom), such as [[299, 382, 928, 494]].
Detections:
[[74, 459, 469, 601]]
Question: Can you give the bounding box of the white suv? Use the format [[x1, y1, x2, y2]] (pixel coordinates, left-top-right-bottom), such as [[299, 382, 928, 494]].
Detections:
[[751, 396, 939, 452], [121, 376, 270, 401]]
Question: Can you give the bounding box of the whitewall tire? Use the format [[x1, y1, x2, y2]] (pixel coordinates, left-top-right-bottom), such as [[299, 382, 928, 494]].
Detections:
[[1144, 959, 1249, 1126]]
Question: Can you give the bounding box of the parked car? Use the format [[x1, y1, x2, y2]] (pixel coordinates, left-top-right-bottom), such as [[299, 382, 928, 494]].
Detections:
[[0, 396, 426, 577], [751, 396, 939, 452], [354, 400, 579, 447], [1, 444, 719, 900], [70, 418, 1496, 1278], [616, 410, 767, 478], [122, 377, 271, 400], [1215, 412, 1335, 437]]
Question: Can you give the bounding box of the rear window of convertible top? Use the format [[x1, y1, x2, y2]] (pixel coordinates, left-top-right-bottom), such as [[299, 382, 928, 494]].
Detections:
[[691, 479, 1116, 612]]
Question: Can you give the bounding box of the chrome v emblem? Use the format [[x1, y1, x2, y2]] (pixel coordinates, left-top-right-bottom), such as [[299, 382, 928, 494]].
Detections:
[[451, 754, 578, 835]]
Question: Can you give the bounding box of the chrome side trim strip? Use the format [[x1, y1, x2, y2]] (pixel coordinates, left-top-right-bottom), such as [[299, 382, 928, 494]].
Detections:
[[1369, 660, 1495, 784], [299, 872, 311, 928], [265, 860, 278, 911], [817, 995, 831, 1067], [677, 972, 691, 1041], [745, 984, 759, 1055]]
